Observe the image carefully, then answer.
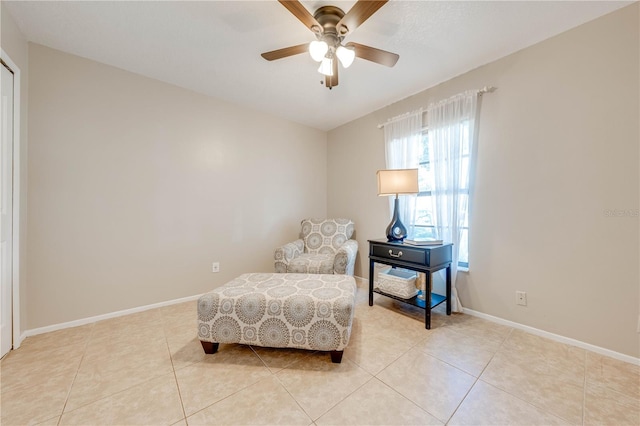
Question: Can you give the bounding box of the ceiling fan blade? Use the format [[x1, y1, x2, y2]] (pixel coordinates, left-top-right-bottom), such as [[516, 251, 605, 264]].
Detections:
[[278, 0, 323, 34], [261, 43, 309, 61], [346, 42, 399, 67], [325, 59, 339, 89], [337, 0, 387, 35]]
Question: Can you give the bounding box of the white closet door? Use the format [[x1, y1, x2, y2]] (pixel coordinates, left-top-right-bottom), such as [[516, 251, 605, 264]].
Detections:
[[1, 62, 14, 358]]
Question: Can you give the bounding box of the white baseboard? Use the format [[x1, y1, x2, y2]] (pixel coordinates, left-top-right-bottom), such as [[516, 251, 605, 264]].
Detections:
[[21, 294, 202, 340], [462, 307, 640, 366]]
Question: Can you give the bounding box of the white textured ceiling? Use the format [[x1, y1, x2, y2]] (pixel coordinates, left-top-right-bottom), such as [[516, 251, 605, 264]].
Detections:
[[4, 1, 632, 130]]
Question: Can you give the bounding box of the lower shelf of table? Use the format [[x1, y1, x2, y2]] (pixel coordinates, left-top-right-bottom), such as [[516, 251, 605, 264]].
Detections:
[[372, 289, 446, 310]]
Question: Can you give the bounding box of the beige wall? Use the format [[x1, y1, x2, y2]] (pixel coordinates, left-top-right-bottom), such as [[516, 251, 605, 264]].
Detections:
[[328, 4, 639, 358], [27, 44, 327, 328], [1, 2, 29, 336]]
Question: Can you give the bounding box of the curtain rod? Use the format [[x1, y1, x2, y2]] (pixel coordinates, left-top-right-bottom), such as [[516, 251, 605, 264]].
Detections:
[[377, 86, 497, 129]]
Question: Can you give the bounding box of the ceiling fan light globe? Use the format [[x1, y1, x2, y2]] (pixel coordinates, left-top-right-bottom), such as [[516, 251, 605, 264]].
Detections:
[[309, 41, 329, 62], [318, 57, 334, 76], [336, 45, 355, 68]]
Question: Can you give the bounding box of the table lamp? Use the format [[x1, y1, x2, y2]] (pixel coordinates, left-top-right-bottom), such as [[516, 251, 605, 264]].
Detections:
[[377, 168, 419, 242]]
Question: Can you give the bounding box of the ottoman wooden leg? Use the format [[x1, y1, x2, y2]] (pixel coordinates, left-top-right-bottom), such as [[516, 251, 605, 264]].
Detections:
[[330, 350, 343, 364], [201, 341, 219, 354]]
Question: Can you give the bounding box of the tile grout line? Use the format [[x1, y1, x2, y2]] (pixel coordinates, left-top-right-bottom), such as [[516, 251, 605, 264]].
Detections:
[[162, 315, 189, 425], [57, 362, 175, 414], [318, 371, 376, 422], [56, 322, 96, 426], [371, 374, 437, 423], [57, 313, 175, 418], [444, 327, 514, 425], [371, 334, 461, 424], [183, 382, 262, 423], [267, 349, 322, 422], [444, 376, 479, 425], [181, 344, 284, 421], [184, 360, 282, 422]]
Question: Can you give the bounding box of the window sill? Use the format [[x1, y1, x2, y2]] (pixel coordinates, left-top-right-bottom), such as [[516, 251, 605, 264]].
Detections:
[[458, 266, 469, 273]]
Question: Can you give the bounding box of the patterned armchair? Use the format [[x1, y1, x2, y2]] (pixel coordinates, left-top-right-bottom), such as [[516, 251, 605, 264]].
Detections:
[[274, 218, 358, 276]]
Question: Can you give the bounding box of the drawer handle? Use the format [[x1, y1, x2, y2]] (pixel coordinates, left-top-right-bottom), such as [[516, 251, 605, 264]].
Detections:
[[389, 250, 403, 258]]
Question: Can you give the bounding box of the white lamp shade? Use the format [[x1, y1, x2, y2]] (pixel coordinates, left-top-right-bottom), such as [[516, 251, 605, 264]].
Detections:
[[318, 57, 334, 76], [377, 169, 419, 196], [309, 41, 329, 62], [336, 45, 355, 68]]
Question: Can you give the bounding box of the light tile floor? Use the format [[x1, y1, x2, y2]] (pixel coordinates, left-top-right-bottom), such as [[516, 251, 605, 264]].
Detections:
[[1, 278, 639, 425]]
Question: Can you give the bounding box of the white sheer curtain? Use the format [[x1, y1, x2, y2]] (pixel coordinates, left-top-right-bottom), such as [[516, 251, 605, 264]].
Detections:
[[383, 111, 422, 237], [427, 90, 479, 312]]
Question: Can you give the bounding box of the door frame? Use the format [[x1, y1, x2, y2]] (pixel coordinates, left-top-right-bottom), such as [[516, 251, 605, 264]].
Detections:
[[1, 49, 22, 350]]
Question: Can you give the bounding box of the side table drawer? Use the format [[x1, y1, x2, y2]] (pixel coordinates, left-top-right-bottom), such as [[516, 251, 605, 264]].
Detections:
[[371, 244, 427, 265]]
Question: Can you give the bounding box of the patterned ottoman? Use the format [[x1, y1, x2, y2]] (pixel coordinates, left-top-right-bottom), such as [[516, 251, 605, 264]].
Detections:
[[197, 273, 357, 363]]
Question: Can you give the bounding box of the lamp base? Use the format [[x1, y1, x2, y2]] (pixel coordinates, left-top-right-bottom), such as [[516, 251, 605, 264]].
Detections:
[[386, 196, 407, 242], [386, 222, 407, 242]]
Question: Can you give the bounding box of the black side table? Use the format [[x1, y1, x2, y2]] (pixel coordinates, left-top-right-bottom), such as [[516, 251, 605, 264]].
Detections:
[[368, 239, 452, 329]]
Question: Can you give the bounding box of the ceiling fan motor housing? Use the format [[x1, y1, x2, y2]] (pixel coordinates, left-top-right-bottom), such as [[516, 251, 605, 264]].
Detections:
[[313, 6, 347, 48]]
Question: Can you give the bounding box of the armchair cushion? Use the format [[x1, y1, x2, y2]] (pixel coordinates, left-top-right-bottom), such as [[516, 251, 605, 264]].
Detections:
[[288, 253, 334, 274]]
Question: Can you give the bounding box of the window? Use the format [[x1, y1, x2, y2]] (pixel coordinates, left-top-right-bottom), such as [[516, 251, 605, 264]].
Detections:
[[413, 125, 470, 268]]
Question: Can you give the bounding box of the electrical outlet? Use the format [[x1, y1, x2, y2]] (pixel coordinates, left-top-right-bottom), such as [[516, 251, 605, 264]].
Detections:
[[212, 262, 220, 273], [637, 314, 640, 333], [516, 291, 527, 306]]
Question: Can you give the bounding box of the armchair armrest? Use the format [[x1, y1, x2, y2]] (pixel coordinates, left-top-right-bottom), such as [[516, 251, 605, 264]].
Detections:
[[274, 239, 304, 273], [334, 239, 359, 275]]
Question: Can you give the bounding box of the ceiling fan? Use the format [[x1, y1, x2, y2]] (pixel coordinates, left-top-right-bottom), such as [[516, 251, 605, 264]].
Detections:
[[261, 0, 399, 89]]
